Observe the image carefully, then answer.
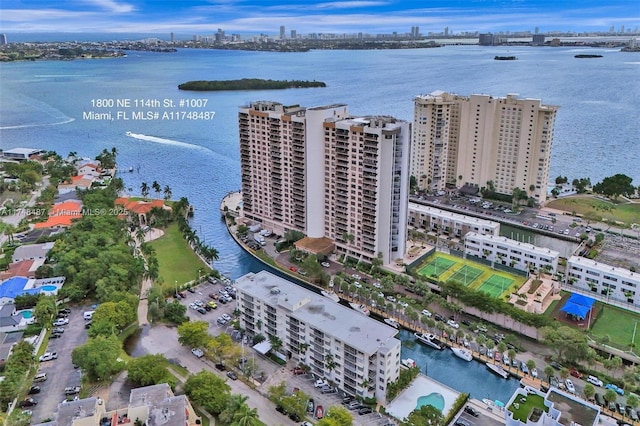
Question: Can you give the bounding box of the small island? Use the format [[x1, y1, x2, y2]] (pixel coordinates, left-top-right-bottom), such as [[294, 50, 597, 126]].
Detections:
[[574, 54, 603, 58], [178, 78, 326, 91], [494, 56, 517, 60]]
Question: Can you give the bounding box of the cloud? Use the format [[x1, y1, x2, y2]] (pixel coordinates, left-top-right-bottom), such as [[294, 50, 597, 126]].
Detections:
[[82, 0, 136, 13], [309, 1, 391, 9]]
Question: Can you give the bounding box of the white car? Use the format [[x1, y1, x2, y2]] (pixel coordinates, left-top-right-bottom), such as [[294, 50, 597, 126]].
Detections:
[[320, 261, 330, 268], [372, 282, 382, 288], [386, 295, 397, 303], [398, 301, 409, 308], [421, 309, 432, 317], [188, 303, 198, 310], [314, 379, 329, 388], [222, 313, 232, 322], [565, 379, 575, 393], [39, 352, 58, 362], [191, 348, 204, 358], [587, 375, 603, 387], [351, 274, 362, 280], [53, 318, 69, 326], [447, 319, 460, 329], [353, 282, 362, 288]]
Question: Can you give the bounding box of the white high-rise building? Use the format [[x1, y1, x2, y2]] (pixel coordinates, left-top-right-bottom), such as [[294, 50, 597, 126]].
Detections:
[[411, 91, 559, 203], [238, 101, 410, 264], [235, 271, 401, 401]]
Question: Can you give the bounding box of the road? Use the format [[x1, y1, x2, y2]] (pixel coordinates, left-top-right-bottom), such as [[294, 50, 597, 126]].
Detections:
[[138, 324, 298, 426]]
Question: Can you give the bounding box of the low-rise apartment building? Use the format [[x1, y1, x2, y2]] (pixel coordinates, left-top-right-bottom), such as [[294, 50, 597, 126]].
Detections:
[[566, 256, 640, 310], [464, 232, 559, 273], [408, 202, 500, 238], [235, 271, 401, 402]]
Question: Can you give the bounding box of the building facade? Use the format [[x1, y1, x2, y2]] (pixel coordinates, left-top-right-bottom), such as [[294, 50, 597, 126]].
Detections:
[[238, 101, 410, 264], [408, 203, 500, 238], [464, 232, 559, 273], [235, 271, 401, 402], [411, 91, 558, 203], [566, 256, 640, 310]]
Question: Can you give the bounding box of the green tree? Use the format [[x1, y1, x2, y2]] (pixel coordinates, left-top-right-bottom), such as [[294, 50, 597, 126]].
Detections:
[[72, 334, 124, 381], [164, 300, 188, 324], [219, 394, 249, 425], [583, 383, 595, 401], [267, 381, 287, 405], [34, 295, 57, 326], [627, 393, 639, 410], [317, 405, 354, 426], [400, 404, 444, 426], [593, 173, 635, 199], [542, 326, 590, 363], [604, 388, 618, 405], [127, 354, 175, 388], [281, 390, 309, 420], [526, 359, 536, 375], [177, 321, 211, 348], [184, 370, 231, 415], [231, 403, 260, 426]]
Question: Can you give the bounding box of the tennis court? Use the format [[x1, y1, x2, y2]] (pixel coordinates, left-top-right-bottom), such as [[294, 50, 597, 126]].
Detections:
[[417, 256, 456, 278], [478, 274, 515, 298], [448, 265, 484, 287]]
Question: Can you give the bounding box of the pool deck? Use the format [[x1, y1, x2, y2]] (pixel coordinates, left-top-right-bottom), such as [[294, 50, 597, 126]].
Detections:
[[386, 374, 460, 421]]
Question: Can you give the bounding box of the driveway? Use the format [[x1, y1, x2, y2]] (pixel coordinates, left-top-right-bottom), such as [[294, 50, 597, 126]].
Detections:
[[30, 306, 88, 424]]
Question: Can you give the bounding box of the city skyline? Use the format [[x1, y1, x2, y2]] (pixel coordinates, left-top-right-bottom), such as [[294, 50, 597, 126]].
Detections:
[[1, 0, 638, 36]]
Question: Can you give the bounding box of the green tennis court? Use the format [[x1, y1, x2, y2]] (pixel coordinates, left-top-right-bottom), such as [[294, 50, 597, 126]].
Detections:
[[448, 265, 484, 286], [417, 256, 456, 278], [478, 274, 515, 298]]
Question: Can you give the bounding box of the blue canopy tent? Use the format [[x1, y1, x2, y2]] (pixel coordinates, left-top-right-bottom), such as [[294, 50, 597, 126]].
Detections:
[[567, 293, 596, 310], [560, 293, 596, 325]]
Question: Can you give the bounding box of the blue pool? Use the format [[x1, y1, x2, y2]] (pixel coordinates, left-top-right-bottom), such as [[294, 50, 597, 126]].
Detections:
[[21, 310, 33, 319], [417, 392, 445, 411], [41, 285, 57, 291]]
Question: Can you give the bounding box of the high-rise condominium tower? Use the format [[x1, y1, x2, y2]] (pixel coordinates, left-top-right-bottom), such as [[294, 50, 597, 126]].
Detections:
[[239, 101, 410, 264], [411, 91, 558, 203]]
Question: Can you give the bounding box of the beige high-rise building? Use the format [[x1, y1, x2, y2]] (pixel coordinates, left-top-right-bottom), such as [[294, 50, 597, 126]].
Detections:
[[411, 91, 558, 203], [239, 101, 410, 265]]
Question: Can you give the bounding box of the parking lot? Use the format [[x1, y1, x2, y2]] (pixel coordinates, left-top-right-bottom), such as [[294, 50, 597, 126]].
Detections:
[[29, 306, 89, 424]]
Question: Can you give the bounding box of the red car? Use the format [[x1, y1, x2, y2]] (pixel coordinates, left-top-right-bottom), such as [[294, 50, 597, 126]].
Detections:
[[289, 266, 297, 272], [569, 368, 583, 379], [293, 367, 305, 375]]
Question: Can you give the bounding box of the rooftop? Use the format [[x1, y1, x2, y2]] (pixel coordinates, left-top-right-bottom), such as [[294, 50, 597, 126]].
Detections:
[[12, 242, 55, 262], [466, 232, 560, 257], [408, 202, 500, 229], [546, 389, 600, 426], [569, 256, 639, 281], [235, 270, 400, 354]]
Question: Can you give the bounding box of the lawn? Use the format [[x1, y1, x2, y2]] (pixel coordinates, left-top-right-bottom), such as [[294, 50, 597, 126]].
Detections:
[[150, 223, 211, 293], [589, 303, 640, 351], [508, 394, 548, 423], [546, 196, 640, 226]]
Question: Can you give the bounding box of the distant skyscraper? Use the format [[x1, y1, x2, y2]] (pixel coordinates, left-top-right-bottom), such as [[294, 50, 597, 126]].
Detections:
[[534, 27, 539, 34], [532, 34, 546, 45], [290, 30, 296, 39], [0, 34, 7, 45], [479, 33, 494, 45], [280, 25, 285, 39], [444, 27, 449, 36], [415, 26, 419, 37], [610, 26, 615, 33], [238, 101, 410, 264], [621, 25, 625, 33], [411, 91, 558, 203], [170, 32, 174, 43]]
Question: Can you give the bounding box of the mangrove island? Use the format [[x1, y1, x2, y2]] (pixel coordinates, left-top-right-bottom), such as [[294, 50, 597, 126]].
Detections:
[[178, 78, 327, 91]]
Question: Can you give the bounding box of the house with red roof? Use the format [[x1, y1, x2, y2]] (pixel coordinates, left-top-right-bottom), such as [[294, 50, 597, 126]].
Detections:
[[33, 200, 82, 229], [115, 197, 171, 226], [58, 175, 95, 194]]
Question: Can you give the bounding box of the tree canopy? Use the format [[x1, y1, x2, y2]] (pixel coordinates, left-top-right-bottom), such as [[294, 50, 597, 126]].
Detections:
[[184, 370, 231, 415], [127, 354, 176, 389], [593, 174, 635, 199], [177, 320, 211, 348], [400, 404, 444, 426], [316, 405, 354, 426], [72, 334, 124, 381], [541, 326, 592, 364]]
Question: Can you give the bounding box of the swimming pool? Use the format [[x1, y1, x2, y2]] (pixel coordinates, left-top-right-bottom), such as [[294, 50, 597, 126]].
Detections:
[[20, 310, 33, 319], [417, 392, 445, 412], [41, 285, 57, 291]]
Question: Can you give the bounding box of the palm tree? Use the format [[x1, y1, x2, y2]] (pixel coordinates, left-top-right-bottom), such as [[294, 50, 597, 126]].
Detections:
[[526, 359, 536, 375], [231, 403, 260, 426], [152, 181, 161, 197], [140, 182, 149, 199], [163, 185, 172, 201], [220, 394, 249, 424], [544, 365, 555, 381]]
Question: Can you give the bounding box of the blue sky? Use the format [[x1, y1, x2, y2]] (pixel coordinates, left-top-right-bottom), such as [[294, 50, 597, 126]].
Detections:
[[1, 0, 638, 36]]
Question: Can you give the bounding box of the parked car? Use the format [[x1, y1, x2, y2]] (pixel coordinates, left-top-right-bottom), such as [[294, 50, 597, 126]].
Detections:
[[569, 368, 583, 379], [292, 367, 305, 375], [587, 375, 604, 387], [196, 307, 207, 315], [39, 352, 57, 362], [59, 308, 71, 315], [50, 332, 62, 339], [605, 383, 625, 395], [64, 386, 81, 396], [358, 407, 373, 415], [53, 318, 69, 326], [191, 348, 204, 358], [215, 363, 226, 371], [288, 413, 301, 422], [463, 406, 479, 417], [28, 386, 41, 395], [434, 313, 444, 322], [594, 393, 603, 406], [276, 405, 287, 415], [421, 309, 432, 317], [447, 319, 459, 329], [226, 371, 238, 380], [52, 327, 65, 334], [314, 379, 329, 388], [565, 379, 576, 393], [18, 398, 38, 408]]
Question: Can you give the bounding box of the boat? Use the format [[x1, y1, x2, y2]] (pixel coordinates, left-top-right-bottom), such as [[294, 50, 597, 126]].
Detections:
[[315, 405, 324, 419], [401, 358, 417, 368], [125, 131, 132, 136], [575, 54, 603, 58], [451, 347, 473, 362], [482, 398, 495, 407], [384, 318, 400, 328], [414, 332, 443, 350], [349, 303, 370, 316], [494, 55, 517, 60], [128, 166, 134, 172], [321, 290, 340, 303], [485, 362, 509, 379]]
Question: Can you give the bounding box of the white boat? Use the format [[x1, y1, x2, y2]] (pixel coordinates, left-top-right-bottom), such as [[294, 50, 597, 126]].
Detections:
[[482, 398, 495, 407], [485, 362, 509, 379], [451, 347, 473, 362], [349, 303, 370, 316], [321, 290, 340, 303], [401, 358, 417, 368], [414, 333, 443, 350], [384, 318, 400, 328]]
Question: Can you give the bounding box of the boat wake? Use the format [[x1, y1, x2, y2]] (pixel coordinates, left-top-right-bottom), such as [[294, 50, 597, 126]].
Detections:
[[125, 132, 212, 152], [0, 117, 75, 130]]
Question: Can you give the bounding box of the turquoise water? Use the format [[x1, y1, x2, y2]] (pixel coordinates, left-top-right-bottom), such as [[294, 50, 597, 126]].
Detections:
[[21, 311, 33, 319], [41, 285, 57, 291], [417, 393, 445, 411]]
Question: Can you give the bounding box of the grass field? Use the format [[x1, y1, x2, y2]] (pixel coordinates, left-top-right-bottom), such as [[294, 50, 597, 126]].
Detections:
[[478, 274, 515, 298], [589, 304, 640, 350], [546, 196, 640, 226], [150, 223, 211, 293], [415, 252, 526, 299]]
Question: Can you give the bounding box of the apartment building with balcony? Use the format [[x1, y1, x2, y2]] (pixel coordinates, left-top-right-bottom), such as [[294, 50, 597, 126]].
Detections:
[[238, 101, 410, 265], [566, 256, 640, 310], [464, 232, 559, 273], [408, 202, 500, 238], [411, 91, 558, 203], [235, 271, 401, 402]]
